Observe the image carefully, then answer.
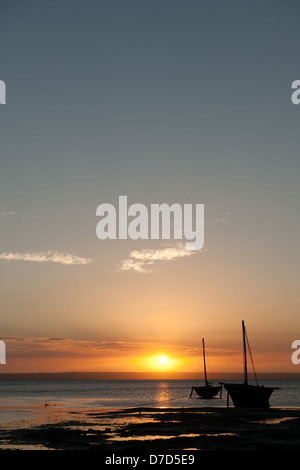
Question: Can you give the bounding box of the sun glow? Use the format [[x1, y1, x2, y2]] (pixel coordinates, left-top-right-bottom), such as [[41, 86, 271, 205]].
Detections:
[[158, 356, 168, 365], [131, 352, 193, 374]]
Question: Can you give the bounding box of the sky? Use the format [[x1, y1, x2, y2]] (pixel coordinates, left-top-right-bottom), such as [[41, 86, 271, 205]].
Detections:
[[0, 0, 300, 377]]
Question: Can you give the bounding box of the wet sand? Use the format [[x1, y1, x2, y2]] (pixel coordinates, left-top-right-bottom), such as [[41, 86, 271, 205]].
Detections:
[[1, 406, 300, 451]]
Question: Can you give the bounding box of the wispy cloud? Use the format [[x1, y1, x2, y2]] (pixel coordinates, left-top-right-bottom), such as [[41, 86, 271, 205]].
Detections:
[[119, 243, 200, 273], [0, 336, 217, 359], [0, 211, 15, 216], [0, 251, 92, 265], [0, 336, 155, 359], [0, 210, 39, 222]]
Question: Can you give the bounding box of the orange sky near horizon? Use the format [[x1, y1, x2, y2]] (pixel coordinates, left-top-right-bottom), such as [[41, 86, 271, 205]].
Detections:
[[0, 329, 296, 377]]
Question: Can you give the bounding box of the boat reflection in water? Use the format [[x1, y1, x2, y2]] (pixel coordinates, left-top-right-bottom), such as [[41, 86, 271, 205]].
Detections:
[[190, 338, 222, 399], [220, 321, 279, 408]]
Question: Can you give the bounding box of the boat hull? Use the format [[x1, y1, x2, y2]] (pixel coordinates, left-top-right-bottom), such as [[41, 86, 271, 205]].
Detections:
[[222, 383, 275, 408], [191, 385, 221, 399]]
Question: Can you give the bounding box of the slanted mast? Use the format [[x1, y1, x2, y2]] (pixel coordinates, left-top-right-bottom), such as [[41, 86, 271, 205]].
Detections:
[[202, 338, 208, 387], [242, 320, 248, 385]]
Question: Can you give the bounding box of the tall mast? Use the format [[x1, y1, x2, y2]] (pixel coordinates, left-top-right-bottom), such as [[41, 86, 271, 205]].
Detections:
[[242, 321, 248, 385], [202, 338, 208, 386]]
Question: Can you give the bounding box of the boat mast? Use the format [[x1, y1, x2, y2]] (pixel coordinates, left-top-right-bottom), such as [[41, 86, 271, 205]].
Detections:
[[202, 338, 208, 386], [242, 321, 248, 385]]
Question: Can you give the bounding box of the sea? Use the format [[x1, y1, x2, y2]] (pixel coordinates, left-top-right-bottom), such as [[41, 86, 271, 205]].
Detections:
[[0, 378, 300, 430]]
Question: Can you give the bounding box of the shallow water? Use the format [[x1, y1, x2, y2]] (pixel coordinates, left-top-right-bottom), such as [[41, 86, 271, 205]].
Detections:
[[0, 379, 299, 431]]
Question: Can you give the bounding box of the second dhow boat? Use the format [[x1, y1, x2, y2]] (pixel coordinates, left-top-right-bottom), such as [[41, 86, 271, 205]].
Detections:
[[190, 338, 222, 399], [220, 321, 279, 408]]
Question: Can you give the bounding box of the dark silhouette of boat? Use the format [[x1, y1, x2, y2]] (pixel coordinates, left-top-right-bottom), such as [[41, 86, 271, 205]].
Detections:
[[190, 338, 222, 399], [220, 321, 278, 408]]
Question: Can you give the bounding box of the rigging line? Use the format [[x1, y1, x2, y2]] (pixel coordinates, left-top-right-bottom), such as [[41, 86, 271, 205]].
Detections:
[[205, 352, 216, 382], [245, 329, 258, 385], [194, 344, 202, 384]]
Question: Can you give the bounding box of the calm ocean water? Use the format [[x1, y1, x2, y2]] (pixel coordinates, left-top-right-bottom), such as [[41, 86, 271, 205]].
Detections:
[[0, 379, 300, 429]]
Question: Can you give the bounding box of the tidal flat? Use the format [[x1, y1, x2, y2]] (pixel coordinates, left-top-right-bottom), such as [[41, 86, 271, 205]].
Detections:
[[1, 406, 300, 451]]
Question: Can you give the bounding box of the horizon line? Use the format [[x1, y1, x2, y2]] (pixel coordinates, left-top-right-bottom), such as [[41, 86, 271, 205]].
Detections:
[[0, 371, 298, 380]]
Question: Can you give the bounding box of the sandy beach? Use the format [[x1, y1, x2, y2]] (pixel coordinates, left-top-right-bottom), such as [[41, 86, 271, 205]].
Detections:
[[1, 405, 300, 451]]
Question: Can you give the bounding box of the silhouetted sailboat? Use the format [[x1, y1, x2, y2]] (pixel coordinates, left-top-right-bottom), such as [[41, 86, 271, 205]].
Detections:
[[220, 321, 278, 408], [190, 338, 222, 399]]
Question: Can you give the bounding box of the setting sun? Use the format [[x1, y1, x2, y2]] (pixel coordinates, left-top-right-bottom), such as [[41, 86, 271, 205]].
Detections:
[[158, 356, 168, 365]]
